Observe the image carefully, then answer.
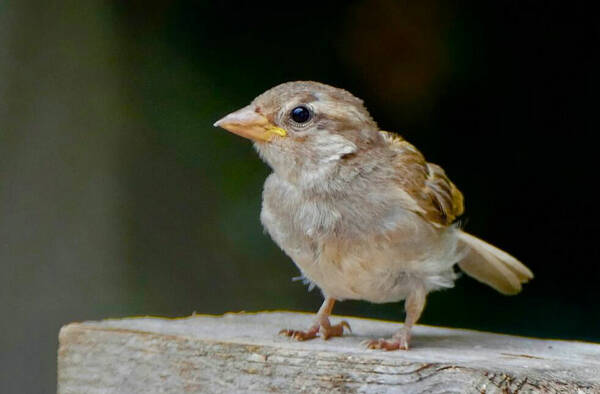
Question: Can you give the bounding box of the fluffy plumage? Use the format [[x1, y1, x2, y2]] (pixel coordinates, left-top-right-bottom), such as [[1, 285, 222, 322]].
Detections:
[[214, 81, 533, 349]]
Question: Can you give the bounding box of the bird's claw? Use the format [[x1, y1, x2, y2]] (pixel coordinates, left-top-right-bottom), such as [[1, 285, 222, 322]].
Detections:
[[321, 320, 351, 340], [364, 337, 409, 351], [279, 320, 351, 341], [278, 328, 318, 341]]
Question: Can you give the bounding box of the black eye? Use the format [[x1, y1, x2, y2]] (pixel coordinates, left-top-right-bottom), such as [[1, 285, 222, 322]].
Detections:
[[290, 106, 311, 123]]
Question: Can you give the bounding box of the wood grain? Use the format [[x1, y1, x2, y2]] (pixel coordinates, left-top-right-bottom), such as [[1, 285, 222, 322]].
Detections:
[[58, 311, 600, 393]]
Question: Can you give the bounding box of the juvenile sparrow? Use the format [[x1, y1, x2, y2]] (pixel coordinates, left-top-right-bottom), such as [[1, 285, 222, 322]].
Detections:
[[214, 81, 533, 350]]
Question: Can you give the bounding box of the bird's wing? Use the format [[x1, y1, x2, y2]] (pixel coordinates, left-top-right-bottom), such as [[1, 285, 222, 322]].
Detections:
[[380, 132, 533, 294], [380, 131, 464, 227]]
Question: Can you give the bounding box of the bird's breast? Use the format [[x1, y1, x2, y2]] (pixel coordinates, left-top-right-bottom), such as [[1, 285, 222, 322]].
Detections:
[[260, 173, 460, 302]]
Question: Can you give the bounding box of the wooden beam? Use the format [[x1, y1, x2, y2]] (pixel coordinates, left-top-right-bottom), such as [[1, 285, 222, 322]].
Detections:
[[58, 311, 600, 393]]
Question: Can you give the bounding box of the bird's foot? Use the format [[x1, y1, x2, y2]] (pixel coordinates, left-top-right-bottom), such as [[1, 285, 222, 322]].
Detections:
[[365, 331, 410, 351], [279, 320, 351, 341]]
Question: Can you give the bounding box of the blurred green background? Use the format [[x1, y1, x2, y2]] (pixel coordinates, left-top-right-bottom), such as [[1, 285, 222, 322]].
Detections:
[[1, 1, 597, 392]]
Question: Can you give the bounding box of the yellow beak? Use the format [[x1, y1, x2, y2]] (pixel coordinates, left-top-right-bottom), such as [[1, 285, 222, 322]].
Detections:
[[213, 106, 286, 142]]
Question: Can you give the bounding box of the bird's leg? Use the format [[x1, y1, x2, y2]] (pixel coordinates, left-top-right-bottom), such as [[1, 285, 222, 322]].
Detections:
[[367, 284, 427, 350], [279, 297, 351, 341]]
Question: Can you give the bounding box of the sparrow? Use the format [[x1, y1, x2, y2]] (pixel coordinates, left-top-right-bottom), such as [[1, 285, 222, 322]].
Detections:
[[214, 81, 533, 350]]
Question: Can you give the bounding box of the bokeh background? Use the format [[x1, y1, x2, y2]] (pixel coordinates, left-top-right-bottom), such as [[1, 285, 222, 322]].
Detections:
[[1, 1, 597, 392]]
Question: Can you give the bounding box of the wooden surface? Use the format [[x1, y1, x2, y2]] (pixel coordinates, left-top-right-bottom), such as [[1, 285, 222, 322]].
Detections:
[[58, 311, 600, 393]]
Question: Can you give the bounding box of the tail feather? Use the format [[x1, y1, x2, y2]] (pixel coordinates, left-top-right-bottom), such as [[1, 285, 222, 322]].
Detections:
[[457, 231, 533, 295]]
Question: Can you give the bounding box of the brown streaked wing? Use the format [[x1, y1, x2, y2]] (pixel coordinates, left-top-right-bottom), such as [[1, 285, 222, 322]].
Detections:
[[380, 131, 464, 226]]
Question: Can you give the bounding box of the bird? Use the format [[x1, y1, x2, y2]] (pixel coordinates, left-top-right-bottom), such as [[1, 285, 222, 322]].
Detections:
[[214, 81, 533, 350]]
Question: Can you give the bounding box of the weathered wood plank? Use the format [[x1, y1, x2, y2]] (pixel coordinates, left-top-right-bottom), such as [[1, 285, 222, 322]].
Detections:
[[58, 311, 600, 393]]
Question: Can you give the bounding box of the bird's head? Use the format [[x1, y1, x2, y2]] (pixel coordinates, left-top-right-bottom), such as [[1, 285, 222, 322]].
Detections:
[[214, 81, 381, 183]]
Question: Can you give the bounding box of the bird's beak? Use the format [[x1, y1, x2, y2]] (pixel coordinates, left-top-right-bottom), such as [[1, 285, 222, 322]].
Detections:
[[213, 106, 286, 142]]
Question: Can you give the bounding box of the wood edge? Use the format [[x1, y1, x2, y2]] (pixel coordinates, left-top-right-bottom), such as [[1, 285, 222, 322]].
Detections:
[[56, 316, 600, 391], [58, 310, 600, 347]]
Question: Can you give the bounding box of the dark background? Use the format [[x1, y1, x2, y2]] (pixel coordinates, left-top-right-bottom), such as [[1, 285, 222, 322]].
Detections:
[[1, 1, 597, 392]]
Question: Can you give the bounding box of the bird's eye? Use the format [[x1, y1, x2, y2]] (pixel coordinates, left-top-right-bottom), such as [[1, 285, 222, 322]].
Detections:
[[290, 106, 311, 123]]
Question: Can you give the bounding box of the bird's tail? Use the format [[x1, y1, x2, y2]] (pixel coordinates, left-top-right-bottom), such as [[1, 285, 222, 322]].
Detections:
[[457, 231, 533, 295]]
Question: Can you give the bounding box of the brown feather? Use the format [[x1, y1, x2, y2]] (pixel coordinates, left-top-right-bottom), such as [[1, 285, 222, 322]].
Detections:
[[458, 231, 534, 295], [380, 131, 464, 226]]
